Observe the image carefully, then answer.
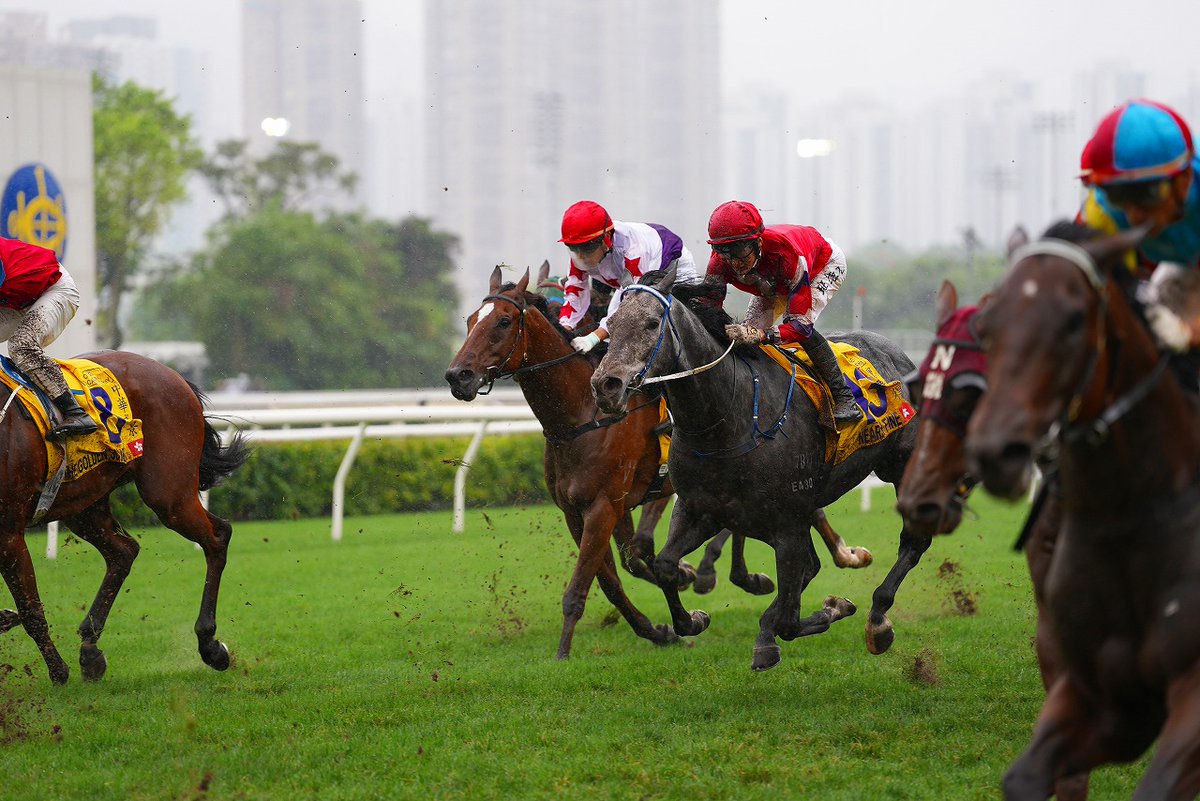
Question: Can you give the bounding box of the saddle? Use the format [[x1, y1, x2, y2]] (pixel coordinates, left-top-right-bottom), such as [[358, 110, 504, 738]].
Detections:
[[759, 341, 915, 464], [0, 356, 145, 489]]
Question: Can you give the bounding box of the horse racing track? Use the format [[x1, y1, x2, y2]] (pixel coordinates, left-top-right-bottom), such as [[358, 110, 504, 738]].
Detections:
[[1, 496, 1146, 800]]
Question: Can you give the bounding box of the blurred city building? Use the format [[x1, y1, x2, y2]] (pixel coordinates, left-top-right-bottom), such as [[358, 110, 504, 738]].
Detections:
[[424, 0, 721, 317], [242, 0, 365, 187]]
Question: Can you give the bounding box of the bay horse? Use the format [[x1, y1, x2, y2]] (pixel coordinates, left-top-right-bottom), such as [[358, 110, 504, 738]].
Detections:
[[966, 222, 1200, 800], [895, 278, 1088, 801], [445, 267, 870, 660], [592, 266, 925, 671], [0, 351, 250, 684]]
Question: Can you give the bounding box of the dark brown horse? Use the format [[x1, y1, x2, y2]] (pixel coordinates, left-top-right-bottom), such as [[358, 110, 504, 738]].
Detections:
[[966, 223, 1200, 800], [895, 278, 1088, 801], [0, 351, 250, 684], [445, 267, 870, 659]]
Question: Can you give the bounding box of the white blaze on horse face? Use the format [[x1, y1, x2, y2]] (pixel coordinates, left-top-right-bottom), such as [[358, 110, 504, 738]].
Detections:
[[476, 302, 495, 322], [1022, 279, 1038, 298]]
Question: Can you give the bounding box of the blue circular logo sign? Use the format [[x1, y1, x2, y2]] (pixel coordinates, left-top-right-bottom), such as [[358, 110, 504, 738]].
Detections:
[[1, 163, 68, 260]]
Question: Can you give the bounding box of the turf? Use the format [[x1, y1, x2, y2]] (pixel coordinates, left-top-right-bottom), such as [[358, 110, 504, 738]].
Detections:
[[0, 494, 1146, 800]]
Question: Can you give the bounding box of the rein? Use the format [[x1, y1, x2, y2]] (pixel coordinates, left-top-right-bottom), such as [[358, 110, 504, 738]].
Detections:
[[621, 285, 734, 387]]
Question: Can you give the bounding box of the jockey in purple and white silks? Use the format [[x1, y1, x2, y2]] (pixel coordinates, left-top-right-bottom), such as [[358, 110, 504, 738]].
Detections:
[[557, 201, 698, 353]]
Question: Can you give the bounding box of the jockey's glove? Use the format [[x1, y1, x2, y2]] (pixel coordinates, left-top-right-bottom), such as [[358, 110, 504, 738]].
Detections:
[[1145, 303, 1193, 353], [572, 332, 602, 353], [724, 322, 777, 346]]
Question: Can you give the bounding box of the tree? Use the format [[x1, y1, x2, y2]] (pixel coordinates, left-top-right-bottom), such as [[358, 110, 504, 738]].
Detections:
[[93, 75, 202, 348], [198, 139, 358, 220], [149, 207, 460, 390]]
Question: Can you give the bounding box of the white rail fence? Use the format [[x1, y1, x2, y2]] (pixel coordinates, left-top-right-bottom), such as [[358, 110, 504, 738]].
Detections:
[[42, 388, 892, 558]]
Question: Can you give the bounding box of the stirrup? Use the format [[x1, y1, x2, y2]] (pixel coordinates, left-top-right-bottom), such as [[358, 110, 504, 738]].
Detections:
[[48, 416, 99, 442]]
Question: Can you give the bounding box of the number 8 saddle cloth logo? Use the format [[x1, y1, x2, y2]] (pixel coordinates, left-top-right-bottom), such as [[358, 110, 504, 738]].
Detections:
[[0, 357, 144, 482]]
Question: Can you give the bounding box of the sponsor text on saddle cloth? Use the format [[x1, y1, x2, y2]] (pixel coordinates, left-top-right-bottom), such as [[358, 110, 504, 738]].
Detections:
[[0, 356, 145, 481], [759, 341, 915, 464]]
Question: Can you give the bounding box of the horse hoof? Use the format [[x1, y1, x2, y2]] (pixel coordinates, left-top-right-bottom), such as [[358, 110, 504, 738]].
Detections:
[[201, 640, 231, 671], [0, 609, 19, 634], [849, 548, 874, 568], [677, 561, 698, 590], [652, 623, 681, 645], [865, 619, 895, 655], [692, 571, 717, 595], [824, 595, 857, 619], [690, 610, 711, 634], [752, 644, 781, 671], [48, 659, 70, 685], [746, 573, 775, 596], [80, 647, 108, 681]]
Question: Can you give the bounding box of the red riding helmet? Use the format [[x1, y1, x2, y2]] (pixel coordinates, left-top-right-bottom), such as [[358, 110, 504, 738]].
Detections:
[[559, 201, 614, 246], [707, 200, 765, 244], [1080, 99, 1194, 186]]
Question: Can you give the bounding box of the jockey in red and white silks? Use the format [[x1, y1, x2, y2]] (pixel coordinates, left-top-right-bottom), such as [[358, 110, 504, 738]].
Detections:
[[559, 221, 697, 333]]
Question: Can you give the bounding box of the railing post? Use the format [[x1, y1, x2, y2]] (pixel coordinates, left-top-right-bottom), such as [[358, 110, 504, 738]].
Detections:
[[331, 422, 368, 542], [453, 421, 489, 533], [46, 520, 57, 560]]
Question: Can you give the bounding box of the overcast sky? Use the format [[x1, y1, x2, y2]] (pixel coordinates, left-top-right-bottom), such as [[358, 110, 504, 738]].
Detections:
[[7, 0, 1199, 114]]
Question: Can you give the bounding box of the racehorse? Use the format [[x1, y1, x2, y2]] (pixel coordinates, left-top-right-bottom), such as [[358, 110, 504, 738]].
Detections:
[[592, 266, 925, 671], [445, 267, 871, 660], [895, 277, 1088, 801], [966, 222, 1200, 800], [0, 352, 250, 684]]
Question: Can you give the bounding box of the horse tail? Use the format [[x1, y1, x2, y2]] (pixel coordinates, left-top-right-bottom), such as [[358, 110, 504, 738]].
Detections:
[[187, 381, 253, 491]]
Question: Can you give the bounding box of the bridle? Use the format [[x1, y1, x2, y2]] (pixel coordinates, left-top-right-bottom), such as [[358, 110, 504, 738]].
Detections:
[[1008, 240, 1168, 449], [472, 292, 584, 395], [620, 285, 735, 388]]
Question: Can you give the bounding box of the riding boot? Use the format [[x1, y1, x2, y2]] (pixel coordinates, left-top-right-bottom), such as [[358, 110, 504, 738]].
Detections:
[[48, 392, 99, 441], [801, 330, 863, 425]]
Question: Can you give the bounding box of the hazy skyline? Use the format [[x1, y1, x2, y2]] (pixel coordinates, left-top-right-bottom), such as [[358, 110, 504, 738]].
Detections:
[[9, 1, 1200, 120]]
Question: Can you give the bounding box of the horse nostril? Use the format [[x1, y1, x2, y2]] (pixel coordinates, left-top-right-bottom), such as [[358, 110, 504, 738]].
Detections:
[[445, 367, 473, 386], [598, 375, 624, 398]]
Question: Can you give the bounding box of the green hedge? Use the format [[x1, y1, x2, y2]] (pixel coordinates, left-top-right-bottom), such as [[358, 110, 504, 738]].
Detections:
[[107, 433, 550, 527]]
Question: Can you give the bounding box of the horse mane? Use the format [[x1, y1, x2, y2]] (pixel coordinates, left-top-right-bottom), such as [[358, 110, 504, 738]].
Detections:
[[637, 270, 734, 341], [1039, 219, 1139, 297]]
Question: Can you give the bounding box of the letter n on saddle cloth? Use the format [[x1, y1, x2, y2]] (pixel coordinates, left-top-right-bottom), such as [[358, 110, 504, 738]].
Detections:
[[759, 342, 915, 464], [0, 356, 144, 520]]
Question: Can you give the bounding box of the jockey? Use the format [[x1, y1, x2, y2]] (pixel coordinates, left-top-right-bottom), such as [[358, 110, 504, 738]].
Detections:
[[1077, 99, 1200, 350], [557, 200, 699, 353], [705, 200, 862, 424], [0, 237, 99, 440]]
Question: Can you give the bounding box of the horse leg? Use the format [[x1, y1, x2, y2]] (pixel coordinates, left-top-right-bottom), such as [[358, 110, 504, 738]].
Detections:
[[813, 507, 873, 569], [0, 533, 69, 684], [628, 496, 669, 581], [64, 499, 141, 681], [1129, 665, 1200, 801], [727, 533, 775, 596], [693, 529, 729, 595], [594, 516, 679, 649], [0, 609, 19, 633], [653, 504, 716, 638], [865, 523, 933, 655], [556, 503, 635, 659], [142, 487, 234, 671], [1003, 677, 1156, 800]]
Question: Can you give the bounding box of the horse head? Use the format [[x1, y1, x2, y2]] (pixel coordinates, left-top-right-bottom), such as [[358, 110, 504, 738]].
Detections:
[[895, 280, 988, 538], [591, 264, 681, 414], [445, 266, 531, 401], [966, 222, 1149, 499]]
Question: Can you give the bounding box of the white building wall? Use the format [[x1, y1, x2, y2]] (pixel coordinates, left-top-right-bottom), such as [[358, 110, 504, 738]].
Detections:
[[0, 64, 96, 358]]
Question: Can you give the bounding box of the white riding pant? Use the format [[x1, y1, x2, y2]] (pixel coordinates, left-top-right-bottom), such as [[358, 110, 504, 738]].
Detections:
[[0, 267, 80, 397]]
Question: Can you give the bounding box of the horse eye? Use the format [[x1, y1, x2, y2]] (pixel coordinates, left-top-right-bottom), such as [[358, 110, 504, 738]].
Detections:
[[498, 316, 512, 328], [1064, 310, 1085, 334], [644, 318, 659, 331]]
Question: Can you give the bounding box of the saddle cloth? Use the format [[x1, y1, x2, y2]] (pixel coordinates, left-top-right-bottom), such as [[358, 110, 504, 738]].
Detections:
[[759, 341, 915, 465], [0, 356, 145, 483]]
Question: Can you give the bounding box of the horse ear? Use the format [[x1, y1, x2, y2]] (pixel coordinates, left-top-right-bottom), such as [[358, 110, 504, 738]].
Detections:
[[537, 260, 550, 285], [935, 280, 958, 329], [514, 268, 531, 295], [660, 262, 678, 292], [1006, 225, 1030, 259], [1082, 224, 1151, 270], [489, 265, 503, 294], [617, 268, 634, 288]]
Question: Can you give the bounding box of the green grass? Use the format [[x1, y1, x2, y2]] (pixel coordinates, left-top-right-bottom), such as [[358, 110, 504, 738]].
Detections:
[[0, 495, 1145, 800]]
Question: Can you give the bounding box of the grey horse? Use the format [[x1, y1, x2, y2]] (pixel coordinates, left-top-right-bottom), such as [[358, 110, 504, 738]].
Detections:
[[592, 265, 926, 670]]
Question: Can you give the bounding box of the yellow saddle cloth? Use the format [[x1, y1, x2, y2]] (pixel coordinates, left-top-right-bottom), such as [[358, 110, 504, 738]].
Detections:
[[759, 341, 915, 465], [0, 358, 145, 483], [657, 397, 671, 467]]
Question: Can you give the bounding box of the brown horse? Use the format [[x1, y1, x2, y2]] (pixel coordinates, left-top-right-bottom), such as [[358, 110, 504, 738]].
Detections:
[[445, 267, 870, 659], [0, 351, 250, 684], [966, 222, 1200, 800], [895, 278, 1088, 801]]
